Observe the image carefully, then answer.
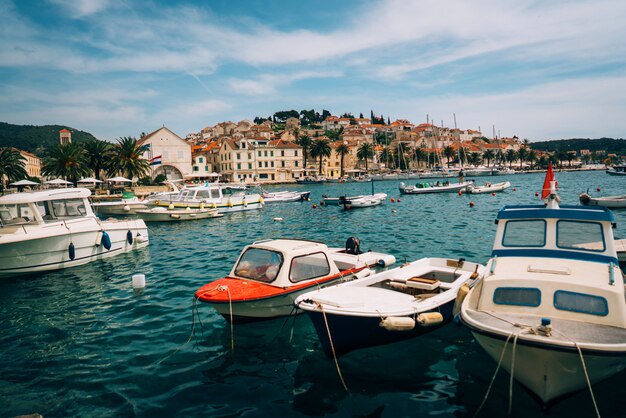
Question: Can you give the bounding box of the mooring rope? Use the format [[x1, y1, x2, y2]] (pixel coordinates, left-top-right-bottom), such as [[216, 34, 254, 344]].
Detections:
[[154, 296, 199, 366], [508, 332, 520, 416], [319, 303, 348, 391], [473, 331, 514, 417], [216, 285, 234, 352]]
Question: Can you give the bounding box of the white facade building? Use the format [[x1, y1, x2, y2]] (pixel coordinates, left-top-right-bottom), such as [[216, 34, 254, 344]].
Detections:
[[138, 127, 192, 180]]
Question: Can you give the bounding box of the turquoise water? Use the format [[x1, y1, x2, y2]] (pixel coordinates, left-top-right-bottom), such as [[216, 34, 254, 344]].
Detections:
[[1, 170, 625, 417]]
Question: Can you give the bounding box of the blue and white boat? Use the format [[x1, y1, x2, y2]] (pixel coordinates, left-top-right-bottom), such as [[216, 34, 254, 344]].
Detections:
[[295, 257, 484, 357], [460, 172, 626, 405]]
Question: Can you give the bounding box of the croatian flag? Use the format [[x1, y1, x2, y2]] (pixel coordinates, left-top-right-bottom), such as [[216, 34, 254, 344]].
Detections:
[[150, 155, 162, 166]]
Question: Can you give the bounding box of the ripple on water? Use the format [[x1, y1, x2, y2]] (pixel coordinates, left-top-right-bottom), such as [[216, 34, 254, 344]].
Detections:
[[3, 172, 626, 417]]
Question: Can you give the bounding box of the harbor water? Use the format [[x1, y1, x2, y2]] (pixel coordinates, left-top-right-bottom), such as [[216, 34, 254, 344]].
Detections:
[[1, 170, 625, 417]]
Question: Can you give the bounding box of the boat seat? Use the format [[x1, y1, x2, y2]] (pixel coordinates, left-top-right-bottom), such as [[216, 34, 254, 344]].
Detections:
[[405, 277, 440, 291]]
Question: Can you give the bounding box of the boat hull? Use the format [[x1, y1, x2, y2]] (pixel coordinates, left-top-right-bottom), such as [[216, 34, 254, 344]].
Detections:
[[303, 300, 454, 357], [154, 197, 263, 213], [579, 193, 626, 208], [399, 181, 472, 194], [204, 277, 354, 322], [136, 208, 220, 222], [0, 218, 148, 277], [470, 330, 626, 403]]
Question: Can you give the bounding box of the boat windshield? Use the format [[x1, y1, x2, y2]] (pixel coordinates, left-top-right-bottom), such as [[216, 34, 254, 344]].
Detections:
[[234, 248, 283, 283], [557, 220, 605, 252], [0, 204, 37, 226]]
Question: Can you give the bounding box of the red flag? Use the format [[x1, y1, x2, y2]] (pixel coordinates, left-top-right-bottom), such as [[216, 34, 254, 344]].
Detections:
[[541, 163, 556, 199]]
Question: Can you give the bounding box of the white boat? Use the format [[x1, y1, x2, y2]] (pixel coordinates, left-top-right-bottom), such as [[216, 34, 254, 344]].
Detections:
[[135, 206, 222, 222], [0, 188, 148, 277], [459, 171, 626, 405], [322, 195, 364, 206], [342, 193, 387, 209], [152, 184, 263, 213], [296, 176, 326, 184], [91, 194, 149, 215], [463, 166, 495, 177], [295, 257, 484, 356], [260, 189, 310, 203], [579, 193, 626, 208], [194, 237, 396, 322], [465, 181, 511, 194], [398, 180, 474, 194], [606, 165, 626, 176]]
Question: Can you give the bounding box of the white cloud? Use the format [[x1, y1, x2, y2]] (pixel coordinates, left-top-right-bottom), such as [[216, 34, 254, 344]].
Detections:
[[48, 0, 111, 18], [227, 71, 342, 96]]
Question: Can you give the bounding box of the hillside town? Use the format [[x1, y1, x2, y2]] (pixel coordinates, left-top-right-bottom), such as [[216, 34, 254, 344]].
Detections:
[[0, 114, 615, 188]]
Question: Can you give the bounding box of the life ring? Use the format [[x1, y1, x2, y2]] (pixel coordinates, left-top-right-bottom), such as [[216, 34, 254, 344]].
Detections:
[[155, 200, 160, 205]]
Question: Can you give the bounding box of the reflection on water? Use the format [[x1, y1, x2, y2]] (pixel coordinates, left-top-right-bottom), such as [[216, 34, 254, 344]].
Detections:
[[1, 171, 626, 417]]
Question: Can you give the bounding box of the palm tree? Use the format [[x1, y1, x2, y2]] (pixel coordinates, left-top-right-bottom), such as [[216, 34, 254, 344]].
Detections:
[[82, 139, 111, 180], [0, 147, 27, 190], [107, 136, 150, 180], [443, 146, 455, 167], [413, 147, 426, 169], [335, 143, 350, 178], [527, 150, 537, 169], [297, 135, 312, 169], [505, 149, 518, 169], [357, 142, 374, 171], [517, 146, 528, 170], [468, 152, 482, 166], [42, 143, 89, 185], [310, 138, 331, 175], [482, 149, 495, 167]]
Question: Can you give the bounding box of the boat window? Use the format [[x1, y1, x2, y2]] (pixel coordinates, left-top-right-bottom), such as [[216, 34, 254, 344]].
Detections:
[[196, 190, 210, 199], [493, 287, 541, 307], [557, 221, 605, 252], [51, 199, 86, 218], [0, 204, 36, 225], [554, 290, 608, 316], [210, 189, 221, 199], [290, 252, 331, 283], [233, 248, 283, 283], [502, 220, 546, 247]]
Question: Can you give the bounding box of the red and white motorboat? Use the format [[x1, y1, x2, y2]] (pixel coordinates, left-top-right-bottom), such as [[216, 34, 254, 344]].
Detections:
[[194, 238, 396, 322]]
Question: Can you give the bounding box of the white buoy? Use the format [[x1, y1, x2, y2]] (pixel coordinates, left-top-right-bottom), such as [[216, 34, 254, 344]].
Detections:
[[123, 205, 131, 212], [132, 273, 146, 289], [273, 217, 283, 222]]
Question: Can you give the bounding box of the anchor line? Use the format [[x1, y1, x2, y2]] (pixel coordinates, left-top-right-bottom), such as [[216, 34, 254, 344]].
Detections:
[[318, 302, 348, 391]]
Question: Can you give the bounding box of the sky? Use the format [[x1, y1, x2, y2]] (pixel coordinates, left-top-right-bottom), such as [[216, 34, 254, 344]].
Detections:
[[1, 0, 625, 142]]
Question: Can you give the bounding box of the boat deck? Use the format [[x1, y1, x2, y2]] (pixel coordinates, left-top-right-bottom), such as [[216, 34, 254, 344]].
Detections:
[[466, 309, 626, 348]]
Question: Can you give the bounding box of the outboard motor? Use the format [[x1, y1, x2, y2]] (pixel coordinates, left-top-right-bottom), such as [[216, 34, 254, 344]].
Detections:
[[345, 237, 361, 255]]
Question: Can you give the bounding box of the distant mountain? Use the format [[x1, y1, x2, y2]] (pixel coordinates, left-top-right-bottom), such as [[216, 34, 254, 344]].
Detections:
[[0, 122, 98, 156], [531, 137, 626, 154]]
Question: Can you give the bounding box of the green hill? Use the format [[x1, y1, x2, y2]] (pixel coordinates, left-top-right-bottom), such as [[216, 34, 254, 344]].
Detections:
[[531, 137, 626, 155], [0, 122, 98, 157]]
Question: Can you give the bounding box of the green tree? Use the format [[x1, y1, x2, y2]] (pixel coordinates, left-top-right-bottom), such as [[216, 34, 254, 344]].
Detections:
[[106, 136, 150, 180], [505, 149, 518, 169], [482, 149, 495, 166], [517, 146, 528, 170], [310, 138, 331, 175], [297, 135, 312, 168], [42, 143, 89, 185], [357, 142, 374, 171], [468, 152, 482, 166], [335, 143, 350, 178], [413, 147, 426, 168], [0, 147, 27, 190], [443, 146, 455, 167], [82, 139, 111, 180], [527, 149, 537, 169]]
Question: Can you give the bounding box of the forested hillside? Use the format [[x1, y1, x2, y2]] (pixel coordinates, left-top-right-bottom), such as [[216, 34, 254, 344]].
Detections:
[[0, 122, 97, 156], [531, 137, 626, 154]]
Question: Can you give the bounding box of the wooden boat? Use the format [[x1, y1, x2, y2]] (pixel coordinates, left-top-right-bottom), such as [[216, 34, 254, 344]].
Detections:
[[460, 170, 626, 404], [398, 180, 474, 194], [135, 206, 222, 222], [465, 181, 511, 194], [194, 238, 396, 322], [579, 193, 626, 208], [295, 257, 484, 357]]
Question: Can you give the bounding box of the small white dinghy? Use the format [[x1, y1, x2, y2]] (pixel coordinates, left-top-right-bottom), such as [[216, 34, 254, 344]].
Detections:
[[135, 206, 222, 222], [343, 193, 387, 209], [579, 193, 626, 208], [465, 181, 511, 194]]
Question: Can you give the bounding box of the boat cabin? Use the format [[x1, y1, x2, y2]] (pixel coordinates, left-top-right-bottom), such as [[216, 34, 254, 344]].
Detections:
[[0, 188, 93, 228], [231, 239, 344, 286], [478, 204, 626, 327], [174, 184, 244, 202]]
